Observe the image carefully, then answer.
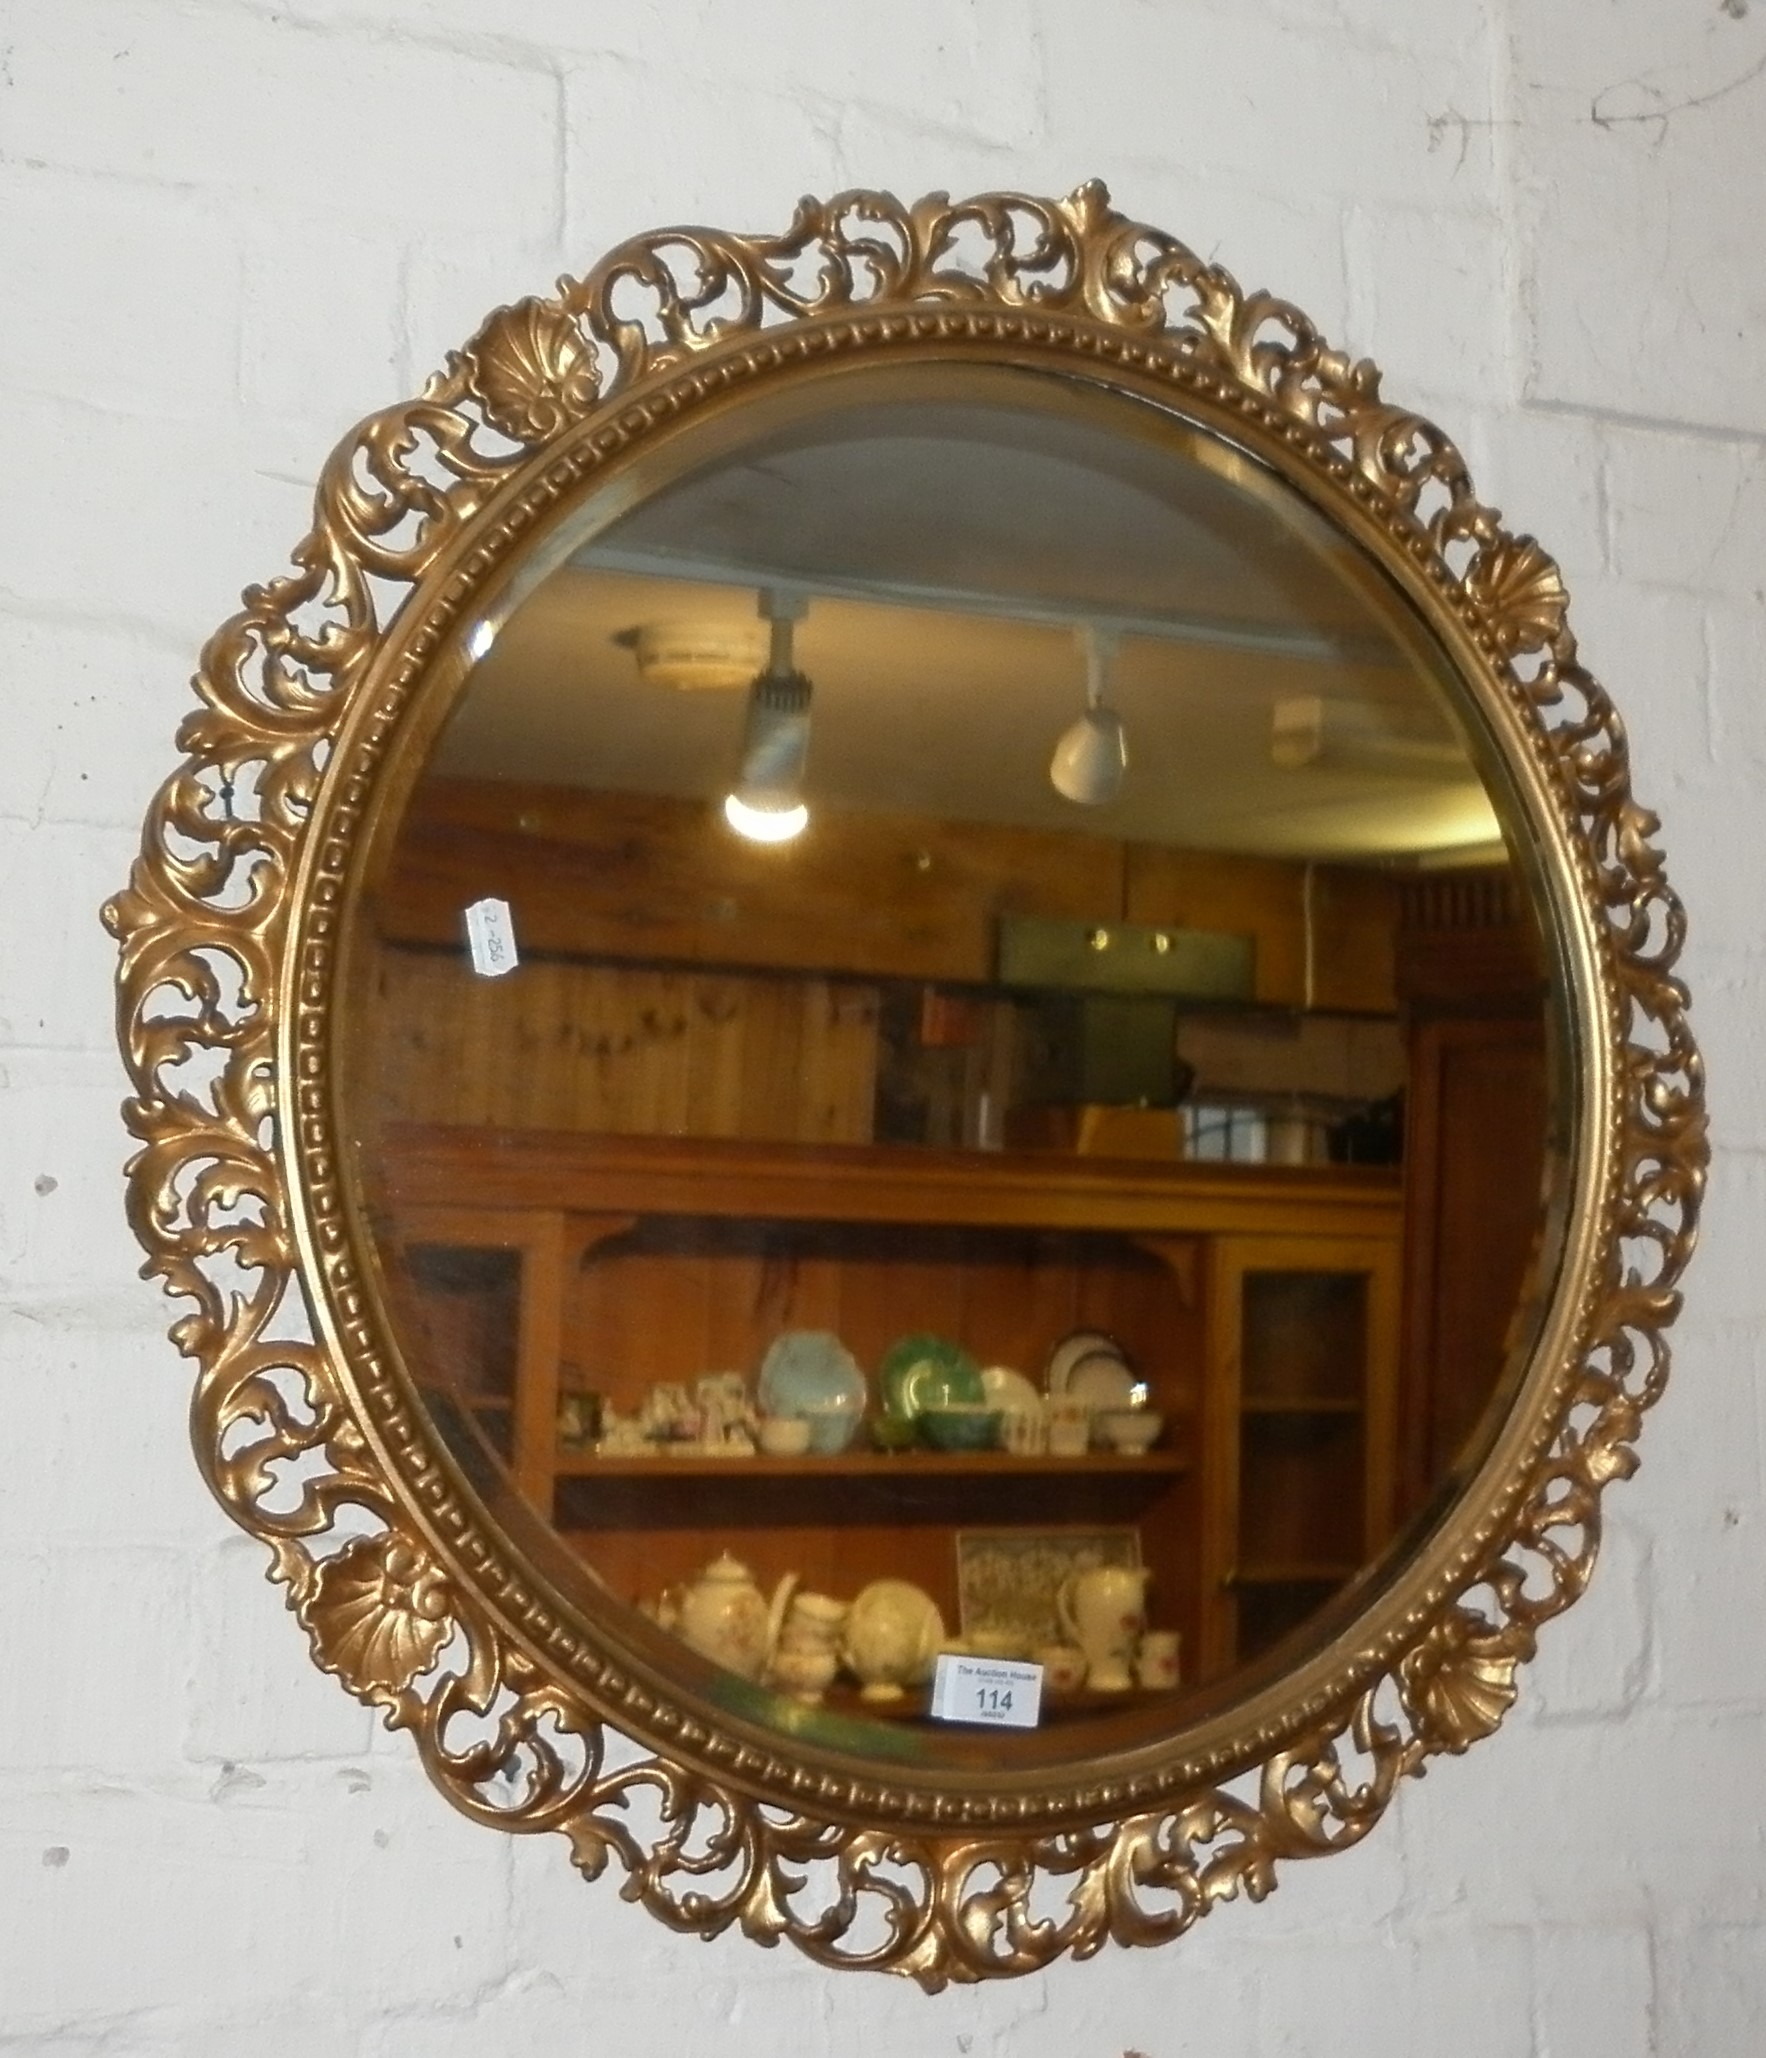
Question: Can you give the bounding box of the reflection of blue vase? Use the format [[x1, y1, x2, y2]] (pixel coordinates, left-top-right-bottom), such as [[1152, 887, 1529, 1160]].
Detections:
[[756, 1330, 868, 1427]]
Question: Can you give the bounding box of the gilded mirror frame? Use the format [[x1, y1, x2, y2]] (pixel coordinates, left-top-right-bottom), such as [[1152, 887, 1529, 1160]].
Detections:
[[107, 183, 1705, 1985]]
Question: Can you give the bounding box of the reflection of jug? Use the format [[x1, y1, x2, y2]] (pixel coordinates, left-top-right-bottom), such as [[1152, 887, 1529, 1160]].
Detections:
[[1056, 1564, 1149, 1692], [658, 1553, 798, 1681], [768, 1590, 849, 1703]]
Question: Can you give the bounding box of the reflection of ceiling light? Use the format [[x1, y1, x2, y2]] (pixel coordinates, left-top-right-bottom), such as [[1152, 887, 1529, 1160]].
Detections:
[[724, 590, 811, 844], [1049, 626, 1127, 806], [620, 618, 766, 690], [723, 794, 809, 842], [1271, 695, 1470, 779]]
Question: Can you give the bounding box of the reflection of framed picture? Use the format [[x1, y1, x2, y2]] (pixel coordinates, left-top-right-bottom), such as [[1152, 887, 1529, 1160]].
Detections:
[[956, 1529, 1142, 1650]]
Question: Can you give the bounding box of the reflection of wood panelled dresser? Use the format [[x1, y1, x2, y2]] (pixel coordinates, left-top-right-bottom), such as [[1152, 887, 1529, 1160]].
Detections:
[[1395, 871, 1549, 1520], [377, 1126, 1401, 1681]]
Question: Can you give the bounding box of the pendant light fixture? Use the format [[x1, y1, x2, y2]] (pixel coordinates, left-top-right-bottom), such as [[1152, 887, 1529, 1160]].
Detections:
[[1049, 624, 1127, 806], [724, 589, 811, 843]]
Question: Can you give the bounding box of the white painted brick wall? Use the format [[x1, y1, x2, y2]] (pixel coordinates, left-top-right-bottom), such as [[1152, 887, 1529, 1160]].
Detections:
[[1, 1, 1760, 2048]]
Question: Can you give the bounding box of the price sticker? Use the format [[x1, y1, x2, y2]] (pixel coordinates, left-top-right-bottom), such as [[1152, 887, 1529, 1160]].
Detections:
[[464, 896, 520, 979], [928, 1654, 1043, 1730]]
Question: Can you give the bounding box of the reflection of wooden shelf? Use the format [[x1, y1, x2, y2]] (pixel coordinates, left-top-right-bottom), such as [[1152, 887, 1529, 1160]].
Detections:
[[387, 1124, 1403, 1240], [1241, 1397, 1362, 1417], [1233, 1561, 1357, 1587], [555, 1451, 1189, 1481]]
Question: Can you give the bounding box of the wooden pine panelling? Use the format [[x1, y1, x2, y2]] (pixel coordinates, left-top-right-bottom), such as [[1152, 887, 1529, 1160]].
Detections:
[[375, 777, 1401, 1011], [376, 778, 1124, 985], [363, 944, 879, 1144], [1123, 844, 1397, 1012]]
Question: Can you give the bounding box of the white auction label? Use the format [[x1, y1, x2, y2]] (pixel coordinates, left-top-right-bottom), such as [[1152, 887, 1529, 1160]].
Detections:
[[463, 896, 519, 979], [928, 1655, 1043, 1730]]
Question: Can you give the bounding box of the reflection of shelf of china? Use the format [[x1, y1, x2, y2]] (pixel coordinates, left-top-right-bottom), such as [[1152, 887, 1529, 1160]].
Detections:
[[558, 1450, 1190, 1479]]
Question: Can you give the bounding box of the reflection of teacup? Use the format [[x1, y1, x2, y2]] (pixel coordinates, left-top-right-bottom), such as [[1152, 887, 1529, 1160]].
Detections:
[[1045, 1404, 1089, 1458], [1136, 1629, 1182, 1691], [757, 1415, 812, 1456], [770, 1642, 839, 1702], [1034, 1642, 1087, 1694], [1000, 1405, 1045, 1455]]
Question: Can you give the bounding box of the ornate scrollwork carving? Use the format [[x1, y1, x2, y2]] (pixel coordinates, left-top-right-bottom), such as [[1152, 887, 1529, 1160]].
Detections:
[[108, 182, 1704, 1985]]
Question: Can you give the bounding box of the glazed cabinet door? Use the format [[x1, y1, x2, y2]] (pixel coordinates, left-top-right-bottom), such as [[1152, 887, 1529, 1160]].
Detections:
[[1200, 1233, 1402, 1674]]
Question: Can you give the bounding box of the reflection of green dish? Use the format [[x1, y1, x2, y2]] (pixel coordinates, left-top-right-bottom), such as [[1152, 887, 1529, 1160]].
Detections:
[[879, 1334, 984, 1421], [919, 1406, 1003, 1452]]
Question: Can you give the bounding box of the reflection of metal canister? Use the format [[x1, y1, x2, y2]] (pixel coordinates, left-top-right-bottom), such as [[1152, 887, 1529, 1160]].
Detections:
[[1265, 1109, 1314, 1165]]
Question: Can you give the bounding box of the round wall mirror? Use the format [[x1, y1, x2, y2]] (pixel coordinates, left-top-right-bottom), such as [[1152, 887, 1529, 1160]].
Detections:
[[109, 185, 1703, 1983]]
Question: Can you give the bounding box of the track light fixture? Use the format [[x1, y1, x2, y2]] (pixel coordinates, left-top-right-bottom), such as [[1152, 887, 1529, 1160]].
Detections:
[[724, 589, 811, 843], [1049, 625, 1127, 806]]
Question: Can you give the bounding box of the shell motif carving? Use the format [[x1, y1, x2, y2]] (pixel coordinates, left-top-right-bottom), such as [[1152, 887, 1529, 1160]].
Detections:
[[302, 1533, 454, 1697], [455, 296, 602, 445], [1398, 1608, 1524, 1753], [110, 183, 1704, 1985], [1463, 535, 1571, 657]]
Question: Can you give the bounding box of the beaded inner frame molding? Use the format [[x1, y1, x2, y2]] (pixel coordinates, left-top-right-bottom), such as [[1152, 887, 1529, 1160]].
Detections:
[[107, 184, 1705, 1985]]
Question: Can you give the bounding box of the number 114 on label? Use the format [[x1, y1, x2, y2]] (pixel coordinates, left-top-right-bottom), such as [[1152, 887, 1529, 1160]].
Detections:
[[928, 1655, 1044, 1729]]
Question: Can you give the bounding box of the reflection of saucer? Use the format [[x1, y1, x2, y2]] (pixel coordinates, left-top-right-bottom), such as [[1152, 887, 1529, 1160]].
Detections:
[[1066, 1350, 1142, 1412], [980, 1365, 1041, 1415], [1045, 1329, 1128, 1398], [879, 1334, 983, 1421]]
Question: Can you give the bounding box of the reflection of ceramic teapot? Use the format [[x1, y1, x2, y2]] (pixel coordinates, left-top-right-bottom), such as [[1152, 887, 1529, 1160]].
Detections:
[[842, 1579, 944, 1701], [658, 1553, 798, 1681], [1056, 1564, 1149, 1692]]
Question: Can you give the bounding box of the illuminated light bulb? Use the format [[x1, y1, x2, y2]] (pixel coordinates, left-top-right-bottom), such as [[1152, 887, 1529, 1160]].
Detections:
[[724, 590, 813, 842], [724, 793, 809, 843]]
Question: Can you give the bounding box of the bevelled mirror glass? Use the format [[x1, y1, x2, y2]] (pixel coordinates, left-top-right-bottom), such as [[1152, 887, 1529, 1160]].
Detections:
[[110, 185, 1703, 1984], [347, 365, 1555, 1744]]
